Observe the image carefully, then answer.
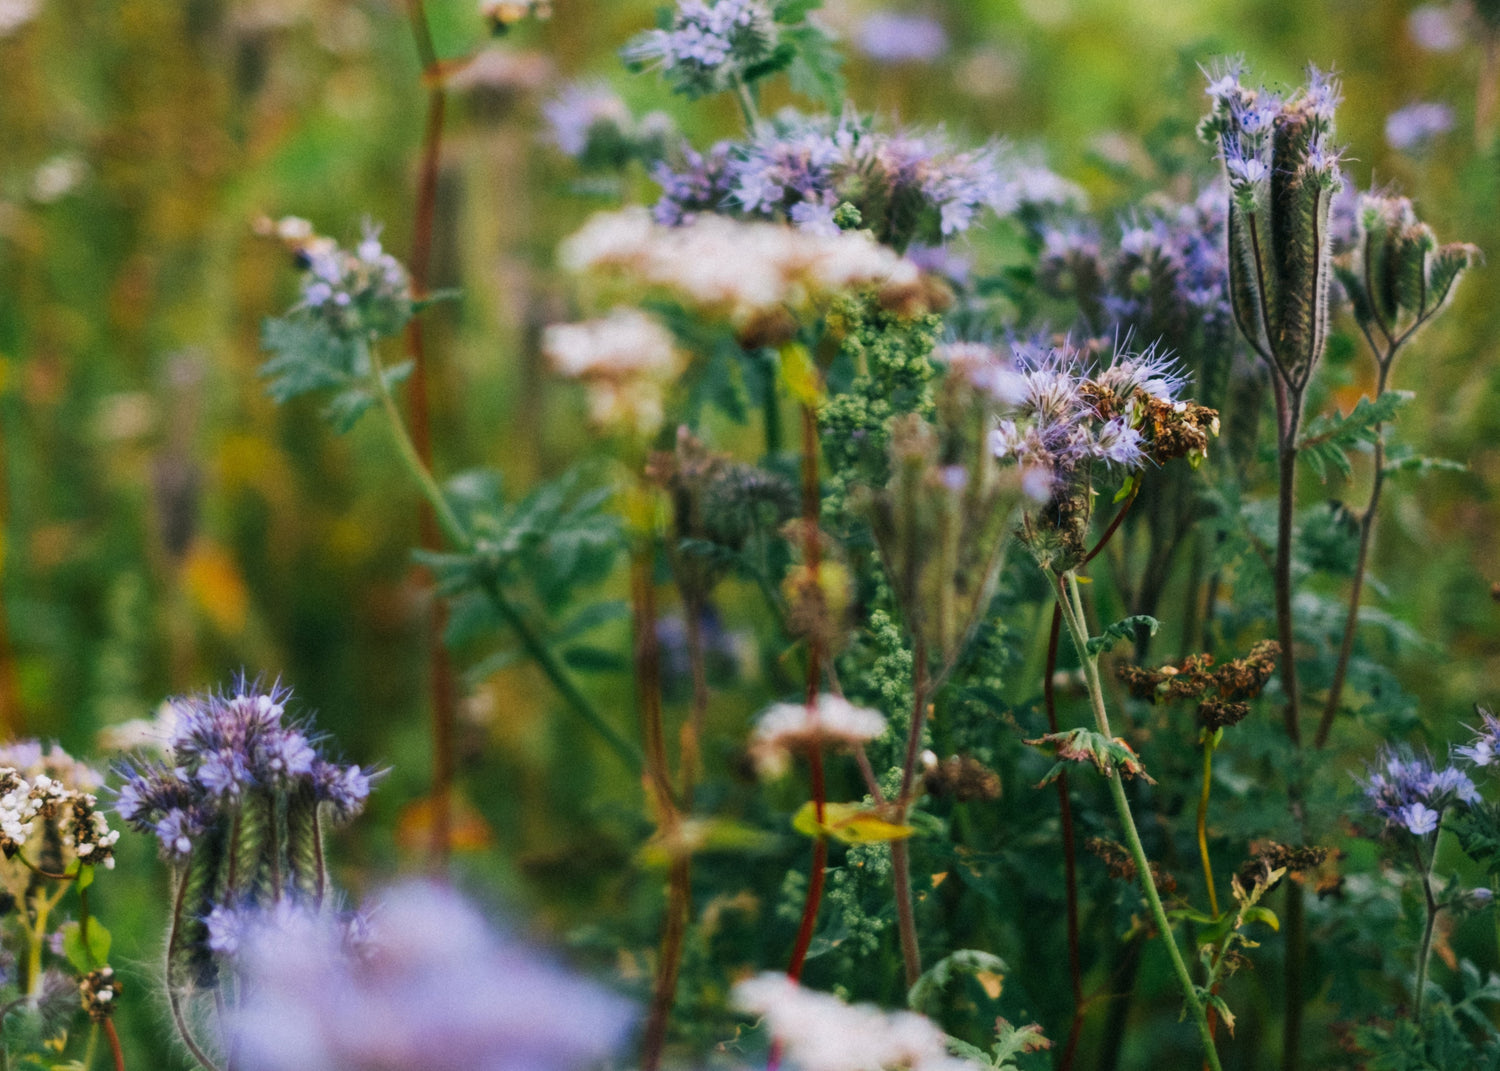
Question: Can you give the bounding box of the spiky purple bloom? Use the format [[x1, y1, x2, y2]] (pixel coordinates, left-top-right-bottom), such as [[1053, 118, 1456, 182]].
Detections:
[[230, 882, 635, 1071], [854, 12, 948, 64], [116, 675, 375, 859], [1385, 101, 1454, 154], [1362, 747, 1477, 836], [1457, 707, 1500, 768]]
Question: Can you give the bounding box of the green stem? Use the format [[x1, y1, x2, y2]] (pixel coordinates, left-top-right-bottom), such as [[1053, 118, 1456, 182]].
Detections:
[[365, 340, 641, 774], [1199, 735, 1220, 919], [732, 74, 761, 131], [1057, 571, 1223, 1071], [1413, 832, 1441, 1021]]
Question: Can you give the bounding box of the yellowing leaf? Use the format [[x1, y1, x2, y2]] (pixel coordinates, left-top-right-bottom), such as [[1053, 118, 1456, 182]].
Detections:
[[779, 343, 823, 406], [792, 801, 914, 844], [183, 542, 249, 635], [975, 970, 1004, 1000]]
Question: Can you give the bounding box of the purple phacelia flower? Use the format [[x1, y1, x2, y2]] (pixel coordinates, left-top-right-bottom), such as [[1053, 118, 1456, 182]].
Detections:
[[116, 675, 377, 859], [854, 12, 948, 64], [1385, 101, 1454, 154], [1362, 746, 1475, 837], [229, 882, 635, 1071]]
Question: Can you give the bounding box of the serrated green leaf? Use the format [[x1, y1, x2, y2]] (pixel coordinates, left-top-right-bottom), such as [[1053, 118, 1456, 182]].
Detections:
[[1298, 390, 1413, 482]]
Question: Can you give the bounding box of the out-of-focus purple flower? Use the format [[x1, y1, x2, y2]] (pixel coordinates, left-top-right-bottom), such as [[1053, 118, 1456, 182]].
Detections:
[[1386, 101, 1454, 154], [854, 12, 948, 64], [230, 882, 636, 1071], [652, 141, 736, 226], [1362, 746, 1476, 836], [905, 242, 971, 286], [1408, 4, 1463, 52], [543, 81, 632, 158]]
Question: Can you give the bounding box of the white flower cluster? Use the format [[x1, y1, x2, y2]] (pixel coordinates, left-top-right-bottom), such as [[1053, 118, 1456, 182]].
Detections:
[[542, 308, 685, 435], [750, 695, 887, 777], [559, 208, 920, 327], [0, 748, 120, 869], [733, 973, 975, 1071]]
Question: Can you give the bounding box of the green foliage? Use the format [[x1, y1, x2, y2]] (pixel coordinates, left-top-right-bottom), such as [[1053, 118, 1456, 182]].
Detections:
[[260, 315, 414, 432], [1298, 390, 1412, 482]]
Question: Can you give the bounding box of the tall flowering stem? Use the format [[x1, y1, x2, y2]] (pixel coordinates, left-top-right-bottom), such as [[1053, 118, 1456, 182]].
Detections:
[[1202, 64, 1343, 746], [1315, 193, 1475, 748], [1054, 571, 1223, 1071]]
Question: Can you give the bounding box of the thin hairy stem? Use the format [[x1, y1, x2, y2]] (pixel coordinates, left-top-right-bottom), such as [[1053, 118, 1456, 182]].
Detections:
[[1274, 400, 1303, 745], [641, 856, 692, 1071], [1317, 356, 1394, 748], [891, 640, 928, 988], [1058, 571, 1222, 1071], [732, 74, 761, 131], [786, 400, 830, 986], [1413, 833, 1442, 1021], [166, 872, 225, 1071]]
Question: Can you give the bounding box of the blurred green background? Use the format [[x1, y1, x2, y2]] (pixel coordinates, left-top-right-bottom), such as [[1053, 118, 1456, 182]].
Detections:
[[1, 0, 1497, 1064]]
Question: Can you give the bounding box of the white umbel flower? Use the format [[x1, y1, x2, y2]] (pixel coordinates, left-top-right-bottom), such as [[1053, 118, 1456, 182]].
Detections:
[[543, 308, 684, 435], [749, 695, 886, 777], [733, 973, 976, 1071]]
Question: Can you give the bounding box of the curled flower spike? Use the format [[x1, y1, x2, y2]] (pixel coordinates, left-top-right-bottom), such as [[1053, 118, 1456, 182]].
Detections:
[[115, 674, 379, 997], [1334, 190, 1478, 355], [1201, 62, 1343, 393], [256, 218, 413, 341]]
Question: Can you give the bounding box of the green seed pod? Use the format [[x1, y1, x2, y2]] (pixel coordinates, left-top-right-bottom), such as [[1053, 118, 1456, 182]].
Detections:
[[228, 789, 275, 908]]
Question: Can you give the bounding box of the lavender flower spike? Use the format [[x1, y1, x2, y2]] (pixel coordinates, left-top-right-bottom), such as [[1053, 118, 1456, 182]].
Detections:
[[1362, 746, 1476, 836]]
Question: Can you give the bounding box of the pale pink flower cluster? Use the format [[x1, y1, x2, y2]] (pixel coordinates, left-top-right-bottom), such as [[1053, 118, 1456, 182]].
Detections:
[[733, 973, 974, 1071], [558, 208, 919, 326], [749, 694, 887, 777], [542, 307, 685, 435]]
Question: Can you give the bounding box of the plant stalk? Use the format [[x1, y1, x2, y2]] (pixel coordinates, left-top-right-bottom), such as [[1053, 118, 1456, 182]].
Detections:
[[1057, 571, 1223, 1071]]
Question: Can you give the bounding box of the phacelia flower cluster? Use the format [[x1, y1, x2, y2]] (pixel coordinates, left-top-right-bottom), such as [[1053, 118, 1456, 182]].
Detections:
[[257, 216, 413, 340], [939, 339, 1216, 570], [1458, 707, 1500, 769], [1362, 747, 1478, 837], [229, 882, 635, 1071], [652, 113, 1082, 248], [623, 0, 783, 98], [733, 973, 974, 1071], [0, 744, 119, 872], [116, 677, 372, 861]]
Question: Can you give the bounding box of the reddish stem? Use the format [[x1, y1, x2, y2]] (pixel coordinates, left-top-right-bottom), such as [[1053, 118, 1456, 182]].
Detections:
[[400, 0, 460, 871], [104, 1020, 126, 1071]]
